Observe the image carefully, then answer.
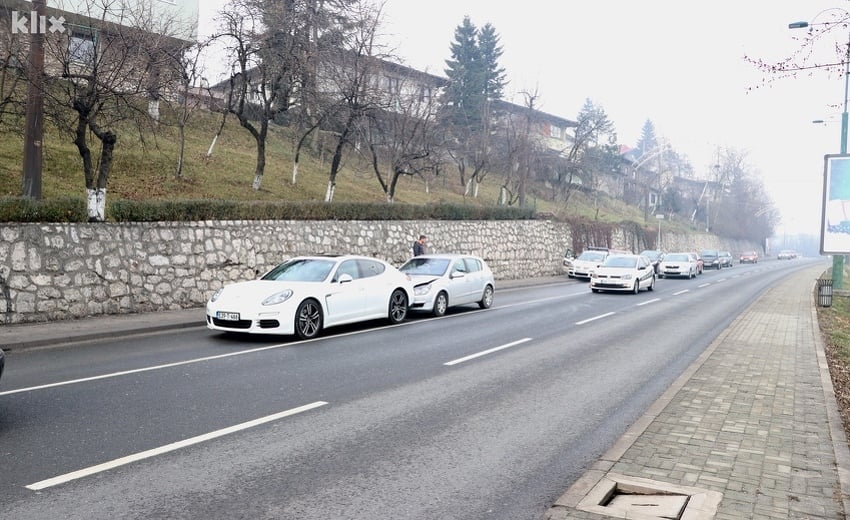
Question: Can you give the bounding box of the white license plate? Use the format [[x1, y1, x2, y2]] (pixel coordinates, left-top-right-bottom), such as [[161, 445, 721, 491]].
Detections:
[[216, 311, 240, 321]]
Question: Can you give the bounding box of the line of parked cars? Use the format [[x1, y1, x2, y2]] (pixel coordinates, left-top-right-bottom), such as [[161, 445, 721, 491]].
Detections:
[[567, 245, 760, 294], [206, 253, 496, 339]]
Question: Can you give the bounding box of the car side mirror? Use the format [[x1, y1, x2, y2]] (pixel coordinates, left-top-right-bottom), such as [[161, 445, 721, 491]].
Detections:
[[451, 271, 465, 279], [338, 273, 354, 284]]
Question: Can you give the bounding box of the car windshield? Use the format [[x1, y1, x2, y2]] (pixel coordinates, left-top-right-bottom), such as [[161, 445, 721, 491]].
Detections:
[[578, 251, 607, 262], [400, 257, 451, 276], [640, 250, 661, 260], [261, 258, 336, 282], [664, 253, 690, 262], [701, 250, 718, 257], [603, 256, 637, 268]]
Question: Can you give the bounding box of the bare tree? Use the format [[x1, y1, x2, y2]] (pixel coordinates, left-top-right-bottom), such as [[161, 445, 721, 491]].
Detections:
[[493, 90, 545, 206], [318, 1, 387, 202], [214, 0, 306, 190], [444, 102, 492, 199], [166, 40, 208, 179], [362, 73, 440, 202], [38, 0, 188, 221]]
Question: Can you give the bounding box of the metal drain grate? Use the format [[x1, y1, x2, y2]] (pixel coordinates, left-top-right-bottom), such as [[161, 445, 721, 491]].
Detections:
[[576, 473, 722, 520]]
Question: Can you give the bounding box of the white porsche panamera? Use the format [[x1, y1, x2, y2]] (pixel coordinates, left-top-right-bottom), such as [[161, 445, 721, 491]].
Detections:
[[206, 255, 414, 339]]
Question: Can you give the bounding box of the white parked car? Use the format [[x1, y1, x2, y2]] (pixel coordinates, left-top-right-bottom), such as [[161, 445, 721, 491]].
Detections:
[[657, 252, 699, 279], [589, 254, 656, 293], [567, 249, 609, 279], [206, 255, 414, 339], [399, 254, 495, 316]]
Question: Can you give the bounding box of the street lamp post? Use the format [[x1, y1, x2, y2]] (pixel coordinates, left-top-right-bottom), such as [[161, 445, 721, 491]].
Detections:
[[790, 18, 849, 289]]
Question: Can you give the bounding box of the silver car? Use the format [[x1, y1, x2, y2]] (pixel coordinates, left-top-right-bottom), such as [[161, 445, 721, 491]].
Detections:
[[399, 254, 495, 316]]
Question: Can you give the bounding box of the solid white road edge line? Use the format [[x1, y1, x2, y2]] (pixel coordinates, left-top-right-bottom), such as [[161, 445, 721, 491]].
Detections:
[[25, 401, 329, 491], [444, 338, 532, 366], [575, 312, 615, 325]]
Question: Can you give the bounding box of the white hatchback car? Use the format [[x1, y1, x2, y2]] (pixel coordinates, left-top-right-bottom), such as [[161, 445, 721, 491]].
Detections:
[[206, 255, 414, 339], [589, 254, 656, 293], [399, 254, 495, 316]]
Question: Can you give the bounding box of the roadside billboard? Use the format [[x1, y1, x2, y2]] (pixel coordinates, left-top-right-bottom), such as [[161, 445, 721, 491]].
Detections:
[[821, 154, 850, 254]]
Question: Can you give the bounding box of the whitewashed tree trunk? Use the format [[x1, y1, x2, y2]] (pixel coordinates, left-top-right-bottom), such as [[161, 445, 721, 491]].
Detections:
[[499, 186, 507, 205], [291, 162, 299, 185], [473, 181, 480, 198], [424, 179, 429, 194], [86, 188, 107, 221], [206, 134, 218, 158], [464, 179, 472, 197], [148, 100, 160, 122], [325, 181, 335, 202], [252, 174, 262, 190]]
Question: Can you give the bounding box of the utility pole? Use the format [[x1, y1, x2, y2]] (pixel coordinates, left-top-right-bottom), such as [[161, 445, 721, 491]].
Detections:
[[22, 0, 46, 199]]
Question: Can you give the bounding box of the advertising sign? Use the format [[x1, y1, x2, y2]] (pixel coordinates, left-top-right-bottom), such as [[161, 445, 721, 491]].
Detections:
[[821, 154, 850, 254]]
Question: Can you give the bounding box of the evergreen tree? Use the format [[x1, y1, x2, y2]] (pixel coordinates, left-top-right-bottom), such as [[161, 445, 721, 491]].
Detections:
[[477, 23, 506, 101], [636, 119, 658, 156], [443, 16, 482, 126]]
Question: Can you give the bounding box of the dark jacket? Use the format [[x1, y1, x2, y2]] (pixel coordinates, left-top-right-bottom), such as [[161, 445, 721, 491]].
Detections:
[[413, 241, 425, 256]]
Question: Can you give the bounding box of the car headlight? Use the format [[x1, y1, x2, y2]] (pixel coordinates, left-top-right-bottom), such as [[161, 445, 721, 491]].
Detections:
[[209, 288, 224, 303], [414, 284, 432, 296], [262, 289, 293, 306], [621, 274, 633, 280]]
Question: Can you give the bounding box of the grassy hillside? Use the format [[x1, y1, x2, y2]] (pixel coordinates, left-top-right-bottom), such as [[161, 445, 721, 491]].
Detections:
[[0, 107, 661, 228]]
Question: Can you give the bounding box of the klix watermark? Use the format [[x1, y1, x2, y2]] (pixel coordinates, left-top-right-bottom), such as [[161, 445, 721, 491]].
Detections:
[[11, 11, 66, 34]]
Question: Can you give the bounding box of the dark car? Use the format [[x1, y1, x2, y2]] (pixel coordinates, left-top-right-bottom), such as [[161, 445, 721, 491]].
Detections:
[[700, 249, 722, 270], [639, 249, 664, 273]]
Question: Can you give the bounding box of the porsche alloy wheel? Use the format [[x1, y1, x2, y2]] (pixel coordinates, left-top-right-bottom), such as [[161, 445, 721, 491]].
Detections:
[[388, 289, 409, 324], [295, 299, 322, 340]]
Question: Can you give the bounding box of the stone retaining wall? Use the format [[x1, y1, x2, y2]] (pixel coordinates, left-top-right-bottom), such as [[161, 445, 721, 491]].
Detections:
[[0, 220, 755, 325]]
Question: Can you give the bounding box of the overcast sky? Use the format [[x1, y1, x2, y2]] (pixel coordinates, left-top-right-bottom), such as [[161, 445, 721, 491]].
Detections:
[[200, 0, 850, 236]]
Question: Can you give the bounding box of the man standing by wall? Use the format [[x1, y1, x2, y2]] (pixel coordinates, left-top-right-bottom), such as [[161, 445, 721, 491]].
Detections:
[[413, 234, 427, 256]]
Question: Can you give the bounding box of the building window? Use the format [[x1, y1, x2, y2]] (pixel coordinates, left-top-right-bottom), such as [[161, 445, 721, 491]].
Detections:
[[69, 30, 96, 64], [381, 75, 399, 96], [550, 124, 562, 139], [420, 86, 432, 104]]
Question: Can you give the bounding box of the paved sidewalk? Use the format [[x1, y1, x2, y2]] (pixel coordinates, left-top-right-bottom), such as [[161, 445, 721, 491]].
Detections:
[[547, 263, 850, 520]]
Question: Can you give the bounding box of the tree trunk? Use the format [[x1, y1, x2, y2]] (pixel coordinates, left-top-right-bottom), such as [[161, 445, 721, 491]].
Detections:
[[252, 137, 266, 190], [328, 134, 347, 201], [206, 111, 227, 158], [176, 123, 186, 178]]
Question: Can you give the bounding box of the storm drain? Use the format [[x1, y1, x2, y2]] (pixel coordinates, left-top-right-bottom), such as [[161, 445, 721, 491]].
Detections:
[[576, 473, 722, 520]]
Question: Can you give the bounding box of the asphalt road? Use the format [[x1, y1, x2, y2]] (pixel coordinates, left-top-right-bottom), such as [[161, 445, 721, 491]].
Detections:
[[0, 257, 820, 520]]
